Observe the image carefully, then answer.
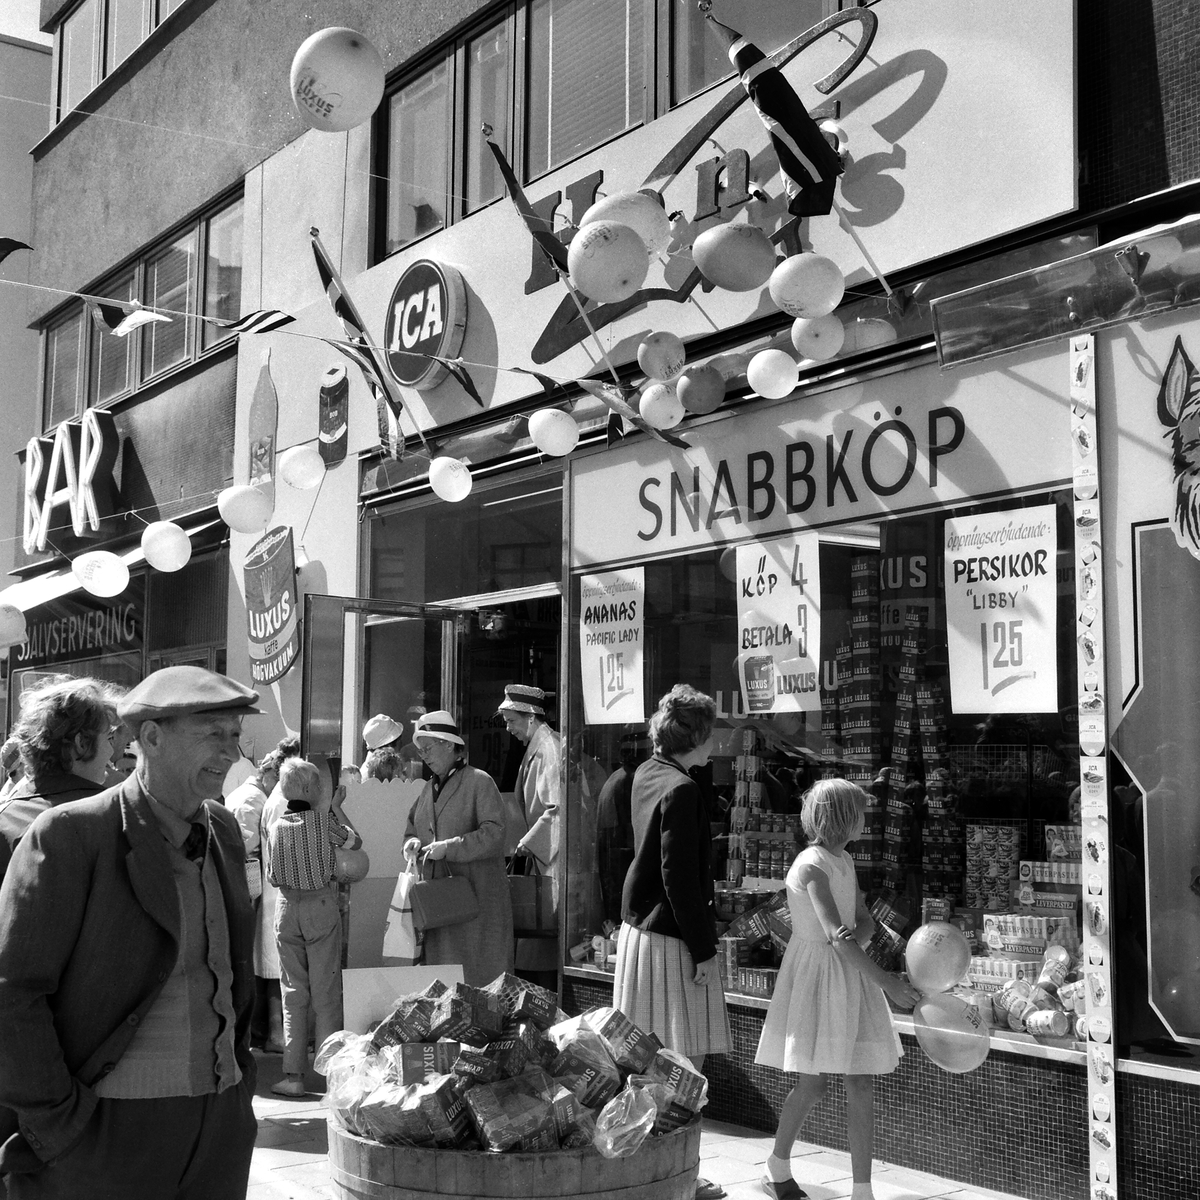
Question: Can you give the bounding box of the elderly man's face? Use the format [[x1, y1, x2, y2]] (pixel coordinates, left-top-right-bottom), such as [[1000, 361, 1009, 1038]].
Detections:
[[141, 712, 243, 816]]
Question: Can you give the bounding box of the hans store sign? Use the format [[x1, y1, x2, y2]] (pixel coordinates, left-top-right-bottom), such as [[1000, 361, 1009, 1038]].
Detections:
[[571, 347, 1073, 567]]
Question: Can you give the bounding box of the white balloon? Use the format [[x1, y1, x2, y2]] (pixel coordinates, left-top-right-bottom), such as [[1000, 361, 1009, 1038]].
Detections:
[[580, 192, 672, 255], [72, 551, 130, 598], [639, 383, 685, 430], [290, 27, 386, 133], [278, 444, 327, 490], [567, 221, 649, 303], [528, 409, 579, 457], [0, 602, 26, 646], [769, 253, 845, 318], [747, 349, 799, 399], [637, 332, 686, 383], [141, 521, 192, 573], [843, 317, 898, 354], [692, 224, 777, 292], [428, 456, 473, 502], [217, 485, 274, 534], [913, 993, 991, 1074], [791, 314, 846, 361]]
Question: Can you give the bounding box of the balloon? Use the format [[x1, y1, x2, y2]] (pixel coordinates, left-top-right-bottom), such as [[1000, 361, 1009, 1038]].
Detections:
[[905, 922, 972, 993], [0, 602, 26, 646], [141, 521, 192, 572], [843, 317, 898, 354], [718, 547, 738, 582], [290, 27, 386, 133], [567, 221, 649, 303], [72, 551, 130, 598], [791, 314, 845, 361], [677, 365, 726, 414], [581, 192, 672, 255], [747, 349, 799, 399], [913, 993, 990, 1073], [692, 224, 777, 292], [769, 253, 845, 318], [637, 332, 686, 382], [335, 847, 371, 883], [217, 485, 273, 534], [278, 444, 327, 489], [527, 409, 579, 457], [428, 456, 473, 502], [639, 383, 685, 430]]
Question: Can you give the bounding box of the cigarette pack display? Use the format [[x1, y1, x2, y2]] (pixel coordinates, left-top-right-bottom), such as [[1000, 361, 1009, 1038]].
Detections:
[[400, 1041, 461, 1084]]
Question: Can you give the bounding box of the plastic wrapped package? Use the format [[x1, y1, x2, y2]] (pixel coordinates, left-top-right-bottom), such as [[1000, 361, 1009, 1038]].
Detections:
[[315, 1030, 371, 1076], [428, 983, 506, 1046], [625, 1074, 685, 1134], [324, 1040, 392, 1134], [645, 1048, 709, 1113], [357, 1074, 473, 1148], [508, 1020, 559, 1069], [587, 1008, 663, 1075], [481, 972, 560, 1029], [593, 1084, 658, 1158], [464, 1073, 559, 1152], [371, 980, 451, 1049], [547, 1015, 622, 1106], [560, 1109, 597, 1150]]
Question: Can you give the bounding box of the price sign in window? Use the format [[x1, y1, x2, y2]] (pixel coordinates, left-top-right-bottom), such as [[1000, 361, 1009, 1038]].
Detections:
[[579, 567, 645, 724]]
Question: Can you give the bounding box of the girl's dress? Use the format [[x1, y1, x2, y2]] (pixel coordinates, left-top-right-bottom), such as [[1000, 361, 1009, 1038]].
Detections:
[[755, 844, 901, 1075]]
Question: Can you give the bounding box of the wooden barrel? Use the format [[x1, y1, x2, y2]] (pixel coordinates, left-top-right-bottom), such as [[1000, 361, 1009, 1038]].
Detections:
[[328, 1116, 701, 1200]]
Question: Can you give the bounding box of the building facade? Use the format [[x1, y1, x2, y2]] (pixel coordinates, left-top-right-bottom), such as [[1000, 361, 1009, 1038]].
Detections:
[[10, 1, 1200, 1197]]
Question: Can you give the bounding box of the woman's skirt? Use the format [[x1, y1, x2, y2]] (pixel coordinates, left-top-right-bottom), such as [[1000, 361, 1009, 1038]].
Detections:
[[612, 923, 731, 1057]]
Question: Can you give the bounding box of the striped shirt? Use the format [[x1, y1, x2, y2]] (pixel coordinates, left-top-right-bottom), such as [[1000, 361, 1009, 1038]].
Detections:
[[267, 809, 352, 891]]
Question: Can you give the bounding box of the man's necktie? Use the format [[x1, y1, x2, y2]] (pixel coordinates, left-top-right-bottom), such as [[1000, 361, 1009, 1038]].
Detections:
[[183, 822, 206, 863]]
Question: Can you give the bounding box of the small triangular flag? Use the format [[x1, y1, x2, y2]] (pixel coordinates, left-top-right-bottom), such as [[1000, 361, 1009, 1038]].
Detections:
[[0, 239, 32, 268], [86, 299, 128, 333], [114, 301, 171, 337]]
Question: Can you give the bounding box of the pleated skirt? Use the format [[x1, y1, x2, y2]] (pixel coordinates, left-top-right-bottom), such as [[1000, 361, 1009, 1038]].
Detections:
[[612, 923, 731, 1057]]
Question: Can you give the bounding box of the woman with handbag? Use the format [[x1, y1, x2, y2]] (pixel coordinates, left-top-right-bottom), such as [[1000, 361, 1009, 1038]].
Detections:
[[402, 711, 514, 986]]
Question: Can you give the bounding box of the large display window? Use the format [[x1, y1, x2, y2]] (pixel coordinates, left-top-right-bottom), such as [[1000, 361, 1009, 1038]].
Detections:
[[564, 488, 1089, 1044]]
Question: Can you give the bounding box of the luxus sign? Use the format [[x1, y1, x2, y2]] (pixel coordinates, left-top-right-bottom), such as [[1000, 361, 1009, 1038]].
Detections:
[[23, 409, 120, 554]]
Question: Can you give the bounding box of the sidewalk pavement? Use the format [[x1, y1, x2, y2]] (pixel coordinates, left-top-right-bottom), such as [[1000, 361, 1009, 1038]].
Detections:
[[248, 1050, 1027, 1200]]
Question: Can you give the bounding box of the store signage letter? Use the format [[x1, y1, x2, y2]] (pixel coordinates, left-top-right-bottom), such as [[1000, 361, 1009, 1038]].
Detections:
[[23, 408, 120, 554], [384, 259, 468, 391]]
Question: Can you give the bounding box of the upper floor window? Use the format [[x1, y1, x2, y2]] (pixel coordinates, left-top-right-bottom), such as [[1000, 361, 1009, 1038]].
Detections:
[[54, 0, 192, 122], [375, 0, 838, 261], [40, 195, 242, 431]]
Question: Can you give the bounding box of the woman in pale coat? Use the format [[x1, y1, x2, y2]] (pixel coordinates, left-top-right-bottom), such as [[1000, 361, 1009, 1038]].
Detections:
[[403, 710, 513, 986]]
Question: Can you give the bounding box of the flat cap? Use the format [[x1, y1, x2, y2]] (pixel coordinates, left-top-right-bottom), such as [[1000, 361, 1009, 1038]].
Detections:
[[118, 666, 261, 724]]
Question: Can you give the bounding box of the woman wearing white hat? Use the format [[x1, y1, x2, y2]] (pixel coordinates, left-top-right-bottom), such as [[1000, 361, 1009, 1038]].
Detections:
[[402, 711, 514, 985]]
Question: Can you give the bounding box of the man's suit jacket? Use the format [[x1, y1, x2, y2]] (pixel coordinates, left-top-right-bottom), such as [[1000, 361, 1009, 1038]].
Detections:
[[0, 773, 256, 1174]]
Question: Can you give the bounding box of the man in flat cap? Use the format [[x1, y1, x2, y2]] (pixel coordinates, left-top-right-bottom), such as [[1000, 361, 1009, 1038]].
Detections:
[[498, 684, 563, 977], [0, 666, 261, 1200]]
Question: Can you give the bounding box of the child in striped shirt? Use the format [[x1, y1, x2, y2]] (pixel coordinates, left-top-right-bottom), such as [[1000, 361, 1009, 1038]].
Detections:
[[268, 758, 361, 1096]]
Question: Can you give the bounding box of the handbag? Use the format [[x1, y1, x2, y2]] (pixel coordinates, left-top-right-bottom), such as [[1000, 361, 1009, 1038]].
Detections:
[[507, 855, 556, 936], [382, 857, 423, 963], [244, 855, 262, 901], [409, 795, 480, 932]]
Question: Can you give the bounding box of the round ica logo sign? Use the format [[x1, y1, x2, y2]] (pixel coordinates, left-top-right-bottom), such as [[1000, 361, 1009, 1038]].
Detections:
[[384, 260, 467, 391]]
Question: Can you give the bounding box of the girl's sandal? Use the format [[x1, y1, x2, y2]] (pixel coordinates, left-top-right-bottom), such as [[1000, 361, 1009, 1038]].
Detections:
[[760, 1179, 809, 1200], [694, 1179, 727, 1200]]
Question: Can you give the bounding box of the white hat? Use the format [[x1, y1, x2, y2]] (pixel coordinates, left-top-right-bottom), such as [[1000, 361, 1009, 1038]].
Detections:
[[496, 683, 547, 716], [362, 713, 403, 750], [412, 710, 464, 747]]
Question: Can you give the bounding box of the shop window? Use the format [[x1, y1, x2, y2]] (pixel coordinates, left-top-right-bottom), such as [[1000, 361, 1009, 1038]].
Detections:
[[39, 193, 242, 431], [368, 475, 563, 604], [566, 491, 1084, 1027], [525, 0, 650, 179]]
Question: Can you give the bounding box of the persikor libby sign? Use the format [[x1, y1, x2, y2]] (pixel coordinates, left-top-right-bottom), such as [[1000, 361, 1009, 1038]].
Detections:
[[570, 346, 1073, 568]]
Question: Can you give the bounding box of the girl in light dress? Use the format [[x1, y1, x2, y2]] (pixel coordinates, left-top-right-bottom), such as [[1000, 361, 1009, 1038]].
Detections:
[[755, 780, 921, 1200]]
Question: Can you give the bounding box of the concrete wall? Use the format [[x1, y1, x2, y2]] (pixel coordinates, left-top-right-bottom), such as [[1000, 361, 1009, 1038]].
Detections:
[[28, 0, 491, 321]]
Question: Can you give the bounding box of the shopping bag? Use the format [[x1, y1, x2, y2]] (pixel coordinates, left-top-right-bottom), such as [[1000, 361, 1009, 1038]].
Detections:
[[508, 856, 556, 936], [381, 859, 423, 964], [410, 857, 480, 931]]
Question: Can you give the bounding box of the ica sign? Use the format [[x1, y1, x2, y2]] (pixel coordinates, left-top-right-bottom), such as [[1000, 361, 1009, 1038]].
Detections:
[[384, 259, 467, 391], [23, 409, 120, 554]]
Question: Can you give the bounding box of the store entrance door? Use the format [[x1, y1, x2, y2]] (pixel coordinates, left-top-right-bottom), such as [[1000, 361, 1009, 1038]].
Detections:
[[301, 594, 473, 762]]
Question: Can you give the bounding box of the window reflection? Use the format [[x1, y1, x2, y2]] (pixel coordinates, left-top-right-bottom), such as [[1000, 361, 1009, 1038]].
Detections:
[[465, 22, 510, 213], [386, 62, 451, 253], [141, 231, 195, 378]]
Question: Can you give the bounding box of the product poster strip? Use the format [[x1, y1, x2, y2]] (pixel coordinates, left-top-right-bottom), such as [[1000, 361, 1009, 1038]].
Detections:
[[1070, 333, 1118, 1200], [734, 532, 822, 714], [579, 567, 645, 725], [244, 524, 300, 685], [943, 503, 1059, 714]]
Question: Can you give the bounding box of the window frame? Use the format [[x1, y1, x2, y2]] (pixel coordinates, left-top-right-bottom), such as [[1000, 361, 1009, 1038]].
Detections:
[[38, 192, 244, 432]]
